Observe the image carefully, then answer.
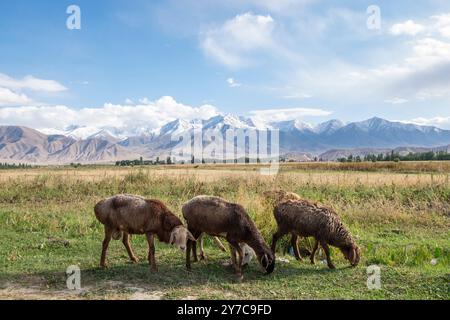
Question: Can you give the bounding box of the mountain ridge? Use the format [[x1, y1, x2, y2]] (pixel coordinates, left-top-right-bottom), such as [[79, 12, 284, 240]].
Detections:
[[1, 116, 450, 164]]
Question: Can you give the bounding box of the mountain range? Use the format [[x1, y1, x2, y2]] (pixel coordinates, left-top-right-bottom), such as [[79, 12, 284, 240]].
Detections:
[[1, 115, 450, 164]]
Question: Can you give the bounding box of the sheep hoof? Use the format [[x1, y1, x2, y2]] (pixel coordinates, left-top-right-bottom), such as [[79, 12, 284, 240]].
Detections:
[[200, 254, 207, 261], [328, 264, 336, 270], [310, 260, 315, 265], [234, 274, 244, 282], [150, 266, 158, 273], [131, 257, 139, 263]]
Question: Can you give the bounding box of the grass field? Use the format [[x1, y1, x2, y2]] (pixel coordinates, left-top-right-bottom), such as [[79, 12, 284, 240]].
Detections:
[[0, 163, 449, 300]]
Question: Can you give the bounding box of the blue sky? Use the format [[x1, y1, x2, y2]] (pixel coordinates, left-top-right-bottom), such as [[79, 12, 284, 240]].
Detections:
[[1, 0, 450, 131]]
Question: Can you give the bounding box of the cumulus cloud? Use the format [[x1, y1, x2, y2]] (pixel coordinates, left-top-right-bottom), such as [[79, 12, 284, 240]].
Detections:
[[0, 73, 67, 92], [201, 12, 277, 68], [432, 13, 450, 38], [0, 87, 33, 106], [249, 107, 332, 123], [390, 20, 425, 36], [0, 96, 220, 133]]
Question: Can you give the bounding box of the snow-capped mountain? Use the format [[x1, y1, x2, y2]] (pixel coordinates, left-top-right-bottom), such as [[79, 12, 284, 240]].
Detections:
[[2, 115, 450, 163]]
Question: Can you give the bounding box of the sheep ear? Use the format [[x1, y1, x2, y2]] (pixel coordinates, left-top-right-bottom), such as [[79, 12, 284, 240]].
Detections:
[[169, 230, 175, 245]]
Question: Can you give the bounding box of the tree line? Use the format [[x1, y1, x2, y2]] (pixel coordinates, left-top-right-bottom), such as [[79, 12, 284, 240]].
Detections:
[[338, 150, 450, 163], [0, 163, 33, 169]]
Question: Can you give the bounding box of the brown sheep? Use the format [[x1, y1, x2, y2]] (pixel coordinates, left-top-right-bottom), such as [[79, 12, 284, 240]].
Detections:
[[94, 194, 195, 271], [271, 199, 360, 269], [196, 190, 301, 259], [182, 196, 275, 278], [263, 190, 311, 259]]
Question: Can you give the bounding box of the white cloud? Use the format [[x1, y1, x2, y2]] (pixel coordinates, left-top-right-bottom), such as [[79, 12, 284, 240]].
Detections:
[[289, 34, 450, 103], [0, 87, 33, 106], [432, 13, 450, 38], [385, 97, 408, 105], [405, 116, 450, 129], [201, 12, 276, 68], [390, 20, 425, 36], [0, 73, 67, 92], [227, 78, 241, 87], [249, 107, 332, 123], [0, 96, 220, 133]]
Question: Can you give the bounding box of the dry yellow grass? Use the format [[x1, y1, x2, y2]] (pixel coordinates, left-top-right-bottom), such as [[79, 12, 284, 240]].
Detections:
[[1, 164, 449, 187]]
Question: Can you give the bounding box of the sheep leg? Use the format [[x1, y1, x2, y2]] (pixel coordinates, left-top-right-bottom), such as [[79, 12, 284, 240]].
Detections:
[[320, 241, 335, 269], [186, 239, 193, 271], [290, 234, 303, 261], [122, 232, 139, 263], [309, 240, 319, 264], [146, 233, 158, 272], [310, 239, 319, 265], [100, 227, 113, 268], [199, 233, 211, 260], [213, 236, 227, 252], [192, 234, 199, 262], [228, 241, 243, 278], [271, 229, 286, 255]]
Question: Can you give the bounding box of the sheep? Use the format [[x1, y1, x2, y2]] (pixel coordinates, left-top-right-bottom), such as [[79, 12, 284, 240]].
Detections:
[[192, 190, 300, 261], [271, 199, 360, 269], [263, 190, 312, 259], [182, 195, 275, 278], [94, 194, 195, 271]]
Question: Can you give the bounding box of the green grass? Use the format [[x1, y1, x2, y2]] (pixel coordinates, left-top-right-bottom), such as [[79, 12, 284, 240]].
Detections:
[[0, 167, 449, 299]]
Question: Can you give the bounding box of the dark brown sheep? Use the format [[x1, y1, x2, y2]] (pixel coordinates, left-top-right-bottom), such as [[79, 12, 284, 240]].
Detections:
[[94, 194, 195, 271], [263, 190, 311, 259], [271, 199, 360, 269], [182, 196, 275, 278]]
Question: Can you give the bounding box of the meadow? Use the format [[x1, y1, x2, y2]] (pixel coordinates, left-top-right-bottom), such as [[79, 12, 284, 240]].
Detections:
[[0, 163, 449, 300]]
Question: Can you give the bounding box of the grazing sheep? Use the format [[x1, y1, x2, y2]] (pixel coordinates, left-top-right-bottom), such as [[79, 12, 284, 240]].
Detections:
[[263, 190, 311, 259], [271, 199, 360, 269], [94, 194, 195, 271], [182, 195, 275, 278]]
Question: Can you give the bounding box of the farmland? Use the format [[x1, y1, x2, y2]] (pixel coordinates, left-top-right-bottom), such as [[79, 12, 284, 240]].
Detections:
[[0, 162, 449, 299]]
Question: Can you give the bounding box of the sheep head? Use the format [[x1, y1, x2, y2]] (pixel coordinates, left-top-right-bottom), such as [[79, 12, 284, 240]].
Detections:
[[259, 251, 275, 274], [169, 226, 195, 251], [241, 244, 255, 266], [340, 244, 361, 267]]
